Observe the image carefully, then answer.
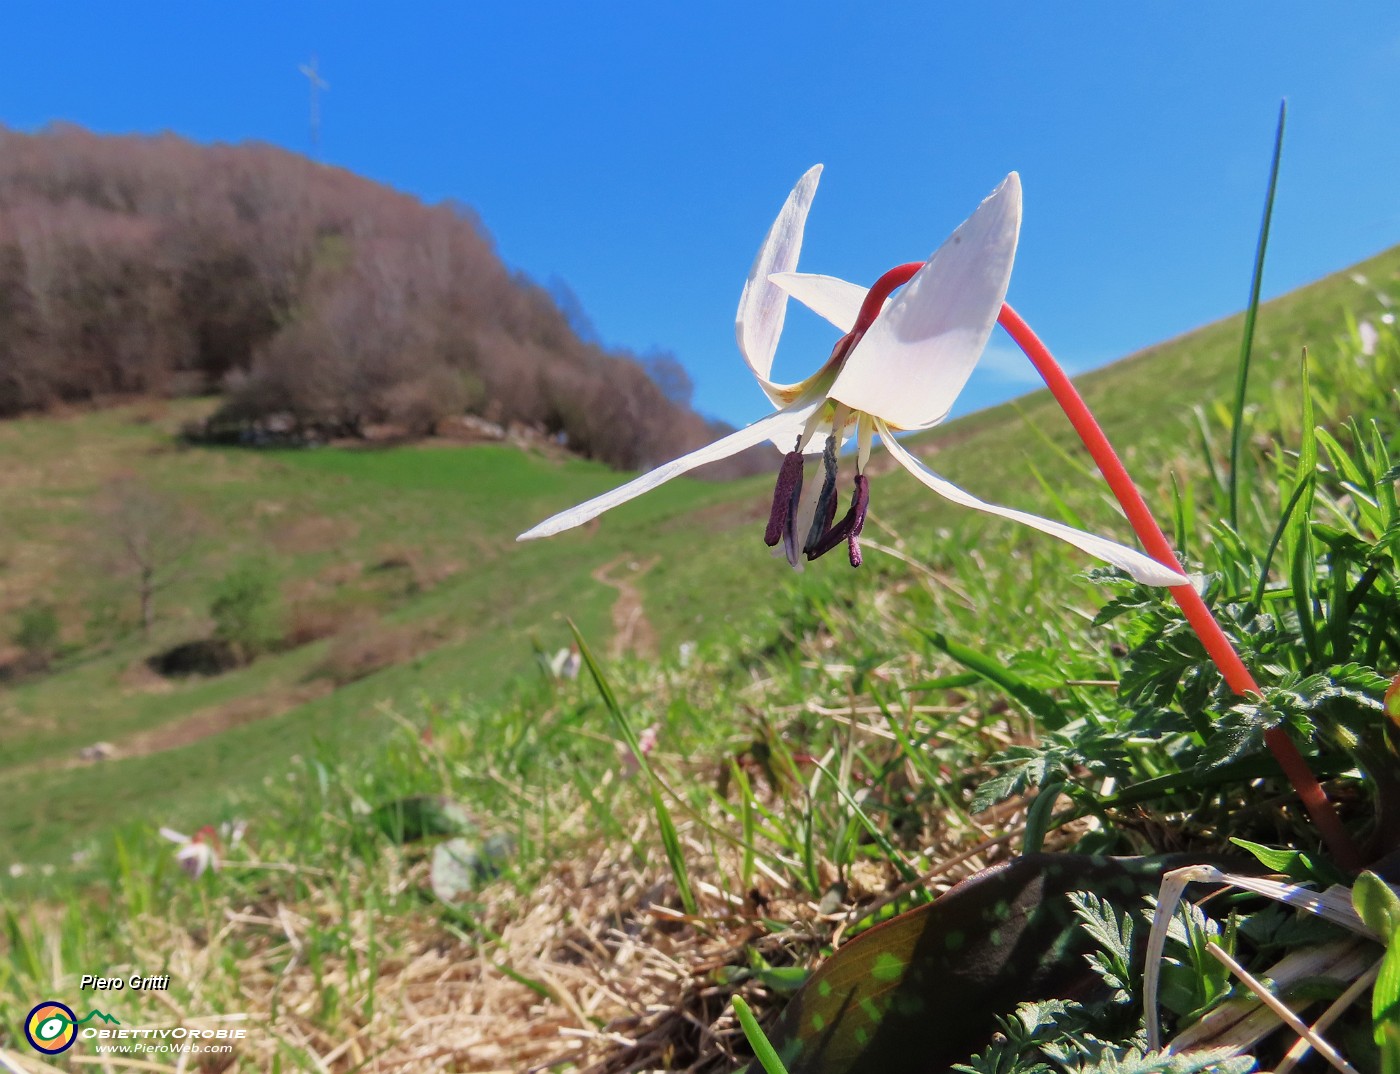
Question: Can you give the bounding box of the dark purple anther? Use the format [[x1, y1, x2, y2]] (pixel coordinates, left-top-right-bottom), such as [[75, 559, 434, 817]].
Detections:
[[806, 474, 870, 567], [803, 436, 841, 556], [846, 474, 870, 567], [764, 450, 805, 547], [782, 463, 806, 567]]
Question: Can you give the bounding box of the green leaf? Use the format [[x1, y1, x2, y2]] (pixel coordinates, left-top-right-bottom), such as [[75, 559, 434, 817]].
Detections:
[[734, 994, 793, 1074], [1229, 838, 1348, 886], [1068, 891, 1136, 1001], [570, 621, 697, 915], [1353, 871, 1400, 938], [920, 629, 1069, 728], [1374, 919, 1400, 1060]]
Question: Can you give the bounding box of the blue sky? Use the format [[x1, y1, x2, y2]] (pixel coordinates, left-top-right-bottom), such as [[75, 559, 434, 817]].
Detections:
[[3, 4, 1399, 430]]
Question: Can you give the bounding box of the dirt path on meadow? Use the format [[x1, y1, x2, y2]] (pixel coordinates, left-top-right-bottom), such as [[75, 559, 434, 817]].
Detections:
[[590, 555, 659, 660], [0, 680, 337, 780]]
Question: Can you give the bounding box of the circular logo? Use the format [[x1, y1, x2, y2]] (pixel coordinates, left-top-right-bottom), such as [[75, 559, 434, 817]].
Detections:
[[24, 1000, 77, 1054]]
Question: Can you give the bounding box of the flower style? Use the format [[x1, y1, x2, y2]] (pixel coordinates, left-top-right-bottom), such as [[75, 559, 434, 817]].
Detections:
[[518, 167, 1186, 587]]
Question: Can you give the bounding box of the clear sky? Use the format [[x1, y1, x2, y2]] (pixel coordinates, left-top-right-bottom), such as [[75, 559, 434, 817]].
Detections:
[[3, 3, 1399, 431]]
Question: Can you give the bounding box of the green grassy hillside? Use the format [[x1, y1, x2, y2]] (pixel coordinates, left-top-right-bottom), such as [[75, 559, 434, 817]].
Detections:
[[1, 240, 1397, 872], [1, 228, 1397, 1074]]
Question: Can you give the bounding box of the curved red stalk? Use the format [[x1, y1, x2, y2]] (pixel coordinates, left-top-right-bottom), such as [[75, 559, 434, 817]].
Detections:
[[855, 267, 1357, 864], [995, 302, 1358, 870]]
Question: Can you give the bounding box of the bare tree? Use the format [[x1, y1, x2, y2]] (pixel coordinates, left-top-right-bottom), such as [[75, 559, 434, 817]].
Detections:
[[93, 476, 202, 636]]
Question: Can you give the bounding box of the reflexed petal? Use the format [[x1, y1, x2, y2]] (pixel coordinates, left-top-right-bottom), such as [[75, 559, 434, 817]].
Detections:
[[518, 400, 822, 541], [879, 423, 1188, 586], [736, 165, 823, 402], [768, 271, 869, 333], [831, 173, 1022, 431]]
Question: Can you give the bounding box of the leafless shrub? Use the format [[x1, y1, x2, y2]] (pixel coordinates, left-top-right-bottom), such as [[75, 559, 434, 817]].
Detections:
[[91, 475, 202, 635]]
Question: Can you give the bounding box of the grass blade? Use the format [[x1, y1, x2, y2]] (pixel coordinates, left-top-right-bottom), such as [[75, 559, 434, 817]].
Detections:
[[1229, 99, 1286, 529], [733, 994, 791, 1074], [569, 620, 697, 915]]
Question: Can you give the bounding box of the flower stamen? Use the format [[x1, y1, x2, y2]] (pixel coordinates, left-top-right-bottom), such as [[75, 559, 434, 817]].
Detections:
[[763, 445, 805, 548], [781, 462, 807, 567], [846, 473, 870, 567], [805, 473, 870, 567], [802, 435, 841, 555]]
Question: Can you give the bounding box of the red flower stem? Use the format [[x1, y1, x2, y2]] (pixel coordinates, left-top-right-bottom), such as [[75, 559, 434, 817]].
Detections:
[[995, 301, 1358, 870], [851, 271, 1355, 862], [852, 268, 1356, 865]]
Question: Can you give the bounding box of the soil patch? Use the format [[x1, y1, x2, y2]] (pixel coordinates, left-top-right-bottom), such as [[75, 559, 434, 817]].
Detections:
[[118, 683, 333, 756]]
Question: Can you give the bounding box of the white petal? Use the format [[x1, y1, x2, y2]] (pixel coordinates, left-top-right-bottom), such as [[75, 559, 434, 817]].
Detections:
[[518, 400, 822, 541], [160, 827, 190, 844], [879, 425, 1188, 586], [176, 843, 217, 878], [736, 165, 822, 396], [768, 271, 869, 333], [831, 173, 1022, 431]]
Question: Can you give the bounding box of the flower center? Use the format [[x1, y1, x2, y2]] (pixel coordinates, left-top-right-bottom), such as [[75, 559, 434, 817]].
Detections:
[[763, 424, 869, 569], [759, 261, 926, 570]]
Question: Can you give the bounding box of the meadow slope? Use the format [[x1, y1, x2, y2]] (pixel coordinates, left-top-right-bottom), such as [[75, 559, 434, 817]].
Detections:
[[1, 239, 1397, 872]]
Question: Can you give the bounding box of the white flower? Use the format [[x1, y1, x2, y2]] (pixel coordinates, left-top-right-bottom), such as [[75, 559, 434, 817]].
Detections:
[[546, 644, 581, 680], [519, 167, 1185, 587], [1359, 319, 1379, 357], [160, 825, 220, 879]]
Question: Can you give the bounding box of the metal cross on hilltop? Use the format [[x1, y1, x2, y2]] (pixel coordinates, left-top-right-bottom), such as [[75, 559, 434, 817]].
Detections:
[[298, 54, 329, 158]]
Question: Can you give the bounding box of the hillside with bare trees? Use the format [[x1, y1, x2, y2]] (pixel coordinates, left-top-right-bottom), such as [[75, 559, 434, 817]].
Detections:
[[0, 124, 754, 473]]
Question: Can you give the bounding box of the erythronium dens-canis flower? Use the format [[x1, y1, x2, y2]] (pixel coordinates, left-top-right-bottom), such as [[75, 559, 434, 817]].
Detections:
[[517, 166, 1186, 588]]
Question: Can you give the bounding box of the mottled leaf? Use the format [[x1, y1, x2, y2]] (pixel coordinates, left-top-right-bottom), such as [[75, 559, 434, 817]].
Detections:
[[742, 854, 1234, 1074]]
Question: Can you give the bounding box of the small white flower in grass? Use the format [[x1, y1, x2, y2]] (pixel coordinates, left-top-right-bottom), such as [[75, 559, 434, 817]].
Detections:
[[1359, 320, 1379, 357], [519, 167, 1185, 586], [160, 825, 220, 879]]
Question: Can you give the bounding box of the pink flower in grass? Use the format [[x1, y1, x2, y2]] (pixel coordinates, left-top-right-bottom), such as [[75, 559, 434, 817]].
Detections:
[[618, 723, 660, 778]]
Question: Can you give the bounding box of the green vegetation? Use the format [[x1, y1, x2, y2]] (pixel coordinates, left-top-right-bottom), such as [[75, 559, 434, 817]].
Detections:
[[209, 559, 283, 663], [12, 602, 60, 668], [1, 233, 1398, 1069]]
